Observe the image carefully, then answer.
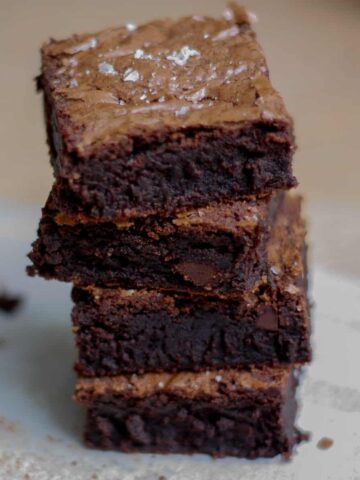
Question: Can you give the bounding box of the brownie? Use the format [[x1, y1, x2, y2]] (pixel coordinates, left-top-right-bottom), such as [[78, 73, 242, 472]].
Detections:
[[71, 195, 311, 376], [28, 192, 283, 294], [39, 4, 296, 220], [75, 366, 303, 458]]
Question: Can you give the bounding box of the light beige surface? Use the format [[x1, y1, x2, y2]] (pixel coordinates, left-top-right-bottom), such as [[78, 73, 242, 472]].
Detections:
[[1, 234, 360, 478], [1, 0, 360, 275]]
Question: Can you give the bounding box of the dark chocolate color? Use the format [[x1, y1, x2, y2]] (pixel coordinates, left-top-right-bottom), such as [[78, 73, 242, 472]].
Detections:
[[75, 366, 302, 458], [39, 4, 296, 220], [0, 290, 22, 314], [72, 284, 310, 376], [28, 192, 282, 294], [71, 194, 311, 376]]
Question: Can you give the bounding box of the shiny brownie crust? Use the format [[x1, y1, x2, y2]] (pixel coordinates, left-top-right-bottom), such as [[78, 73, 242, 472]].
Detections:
[[39, 5, 296, 220]]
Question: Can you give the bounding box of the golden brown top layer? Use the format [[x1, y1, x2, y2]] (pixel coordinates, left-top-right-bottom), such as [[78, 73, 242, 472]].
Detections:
[[75, 365, 291, 401], [41, 3, 291, 155]]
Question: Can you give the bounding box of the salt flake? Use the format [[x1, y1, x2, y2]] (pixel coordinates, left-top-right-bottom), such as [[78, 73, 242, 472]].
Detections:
[[98, 62, 118, 75], [126, 22, 137, 32], [134, 49, 153, 60], [167, 46, 200, 66], [123, 68, 140, 82], [175, 106, 190, 117], [212, 26, 240, 42]]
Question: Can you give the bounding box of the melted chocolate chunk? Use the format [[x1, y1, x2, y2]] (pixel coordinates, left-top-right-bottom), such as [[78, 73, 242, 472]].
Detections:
[[256, 307, 278, 331]]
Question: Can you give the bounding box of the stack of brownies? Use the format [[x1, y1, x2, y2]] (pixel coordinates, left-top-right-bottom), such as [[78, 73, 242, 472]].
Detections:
[[28, 3, 311, 459]]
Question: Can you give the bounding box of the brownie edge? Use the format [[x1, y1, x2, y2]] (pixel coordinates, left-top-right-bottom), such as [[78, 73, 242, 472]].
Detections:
[[75, 366, 303, 458], [28, 192, 283, 294], [40, 3, 296, 219]]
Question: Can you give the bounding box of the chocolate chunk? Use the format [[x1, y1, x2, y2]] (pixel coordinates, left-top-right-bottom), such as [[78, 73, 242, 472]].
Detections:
[[256, 307, 278, 331], [174, 262, 218, 287]]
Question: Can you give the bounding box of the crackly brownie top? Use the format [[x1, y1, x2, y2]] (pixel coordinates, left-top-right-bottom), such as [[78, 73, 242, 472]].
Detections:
[[41, 3, 291, 154], [75, 366, 292, 401]]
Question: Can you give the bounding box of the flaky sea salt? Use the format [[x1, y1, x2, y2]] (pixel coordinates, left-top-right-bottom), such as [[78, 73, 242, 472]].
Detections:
[[187, 87, 207, 102], [175, 106, 190, 117], [134, 49, 153, 60], [98, 62, 117, 75], [167, 46, 200, 66], [212, 25, 240, 42], [126, 22, 137, 32], [123, 68, 140, 82], [270, 265, 281, 275]]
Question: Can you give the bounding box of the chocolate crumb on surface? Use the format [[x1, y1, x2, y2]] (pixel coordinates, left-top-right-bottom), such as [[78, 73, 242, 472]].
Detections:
[[0, 290, 22, 314], [317, 437, 334, 450]]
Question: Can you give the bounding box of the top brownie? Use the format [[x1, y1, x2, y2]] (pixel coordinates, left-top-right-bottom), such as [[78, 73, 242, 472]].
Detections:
[[40, 3, 296, 220]]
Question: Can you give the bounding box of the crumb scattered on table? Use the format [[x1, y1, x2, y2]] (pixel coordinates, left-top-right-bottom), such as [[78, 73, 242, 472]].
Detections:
[[0, 290, 22, 314], [317, 437, 334, 450]]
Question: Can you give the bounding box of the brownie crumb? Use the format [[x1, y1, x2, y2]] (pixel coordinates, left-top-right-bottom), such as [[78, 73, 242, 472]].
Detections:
[[297, 429, 311, 443], [317, 437, 334, 450], [0, 290, 22, 314]]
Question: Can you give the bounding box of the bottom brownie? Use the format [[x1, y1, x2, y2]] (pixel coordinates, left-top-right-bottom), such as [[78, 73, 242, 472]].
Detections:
[[75, 366, 303, 459]]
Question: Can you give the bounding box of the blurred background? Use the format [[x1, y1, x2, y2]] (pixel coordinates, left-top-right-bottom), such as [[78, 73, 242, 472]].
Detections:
[[1, 0, 360, 275]]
